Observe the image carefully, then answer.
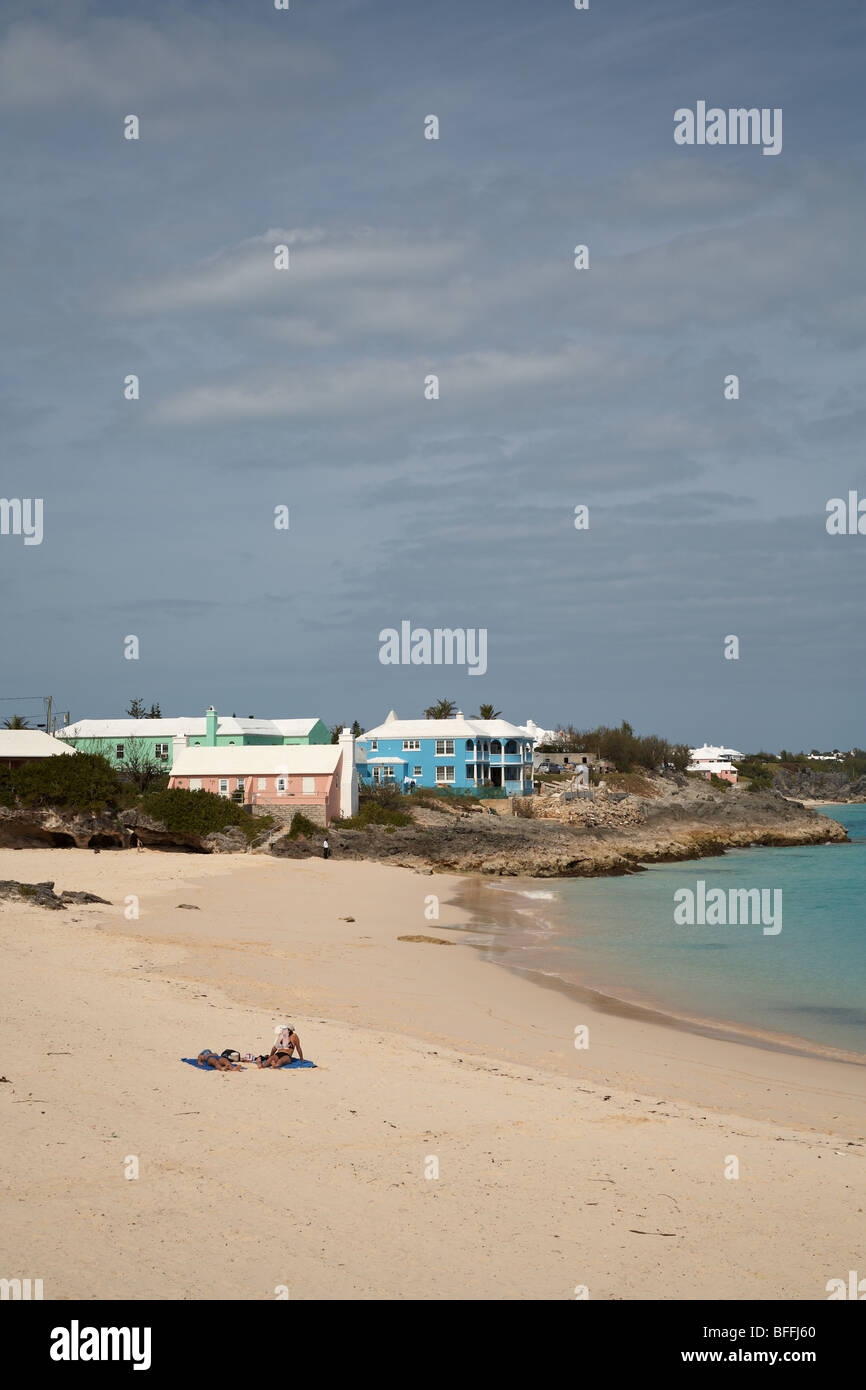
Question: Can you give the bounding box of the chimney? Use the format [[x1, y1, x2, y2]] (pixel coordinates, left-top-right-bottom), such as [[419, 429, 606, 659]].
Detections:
[[205, 706, 218, 747], [338, 727, 358, 819]]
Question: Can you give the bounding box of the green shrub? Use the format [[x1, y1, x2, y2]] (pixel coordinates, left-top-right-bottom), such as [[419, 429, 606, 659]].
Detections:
[[287, 812, 322, 840], [411, 785, 484, 810], [336, 800, 413, 829], [6, 752, 121, 812], [736, 761, 774, 792], [140, 787, 260, 841], [547, 722, 690, 774], [359, 782, 406, 811]]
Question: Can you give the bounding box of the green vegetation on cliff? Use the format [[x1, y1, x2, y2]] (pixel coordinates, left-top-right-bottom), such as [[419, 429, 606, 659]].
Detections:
[[542, 721, 691, 774], [140, 788, 269, 842], [0, 753, 121, 812]]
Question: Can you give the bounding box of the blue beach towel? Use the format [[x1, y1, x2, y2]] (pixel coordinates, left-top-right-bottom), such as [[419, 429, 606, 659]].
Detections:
[[181, 1058, 316, 1070]]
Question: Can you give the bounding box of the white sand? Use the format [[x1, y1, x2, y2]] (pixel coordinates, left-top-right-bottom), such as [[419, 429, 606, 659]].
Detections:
[[1, 848, 863, 1300]]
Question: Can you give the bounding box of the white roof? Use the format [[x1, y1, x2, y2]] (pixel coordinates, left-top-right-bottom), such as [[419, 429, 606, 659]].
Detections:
[[58, 715, 322, 739], [689, 744, 744, 762], [688, 760, 736, 773], [271, 718, 321, 736], [170, 744, 342, 777], [361, 712, 531, 742], [519, 719, 559, 744], [0, 730, 76, 758]]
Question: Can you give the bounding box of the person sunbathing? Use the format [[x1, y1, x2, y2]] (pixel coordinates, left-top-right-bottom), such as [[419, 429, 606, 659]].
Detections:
[[256, 1026, 303, 1067], [197, 1049, 243, 1071]]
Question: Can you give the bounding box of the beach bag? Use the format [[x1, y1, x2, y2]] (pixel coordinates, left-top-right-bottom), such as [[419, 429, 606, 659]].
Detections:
[[220, 1049, 240, 1062]]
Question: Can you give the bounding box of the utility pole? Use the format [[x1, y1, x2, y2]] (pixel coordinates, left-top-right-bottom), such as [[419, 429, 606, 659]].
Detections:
[[45, 695, 53, 735]]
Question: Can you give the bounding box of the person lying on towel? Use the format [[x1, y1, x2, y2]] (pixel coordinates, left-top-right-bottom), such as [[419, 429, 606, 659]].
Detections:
[[256, 1025, 304, 1068], [196, 1049, 243, 1071]]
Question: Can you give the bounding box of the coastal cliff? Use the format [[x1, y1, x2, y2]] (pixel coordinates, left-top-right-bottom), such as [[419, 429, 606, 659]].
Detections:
[[0, 776, 847, 876], [271, 776, 848, 877]]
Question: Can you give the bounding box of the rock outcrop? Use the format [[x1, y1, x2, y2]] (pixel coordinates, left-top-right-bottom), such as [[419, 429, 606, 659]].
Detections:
[[0, 805, 262, 854], [0, 775, 850, 878], [0, 880, 111, 910], [270, 778, 848, 877], [770, 766, 863, 801]]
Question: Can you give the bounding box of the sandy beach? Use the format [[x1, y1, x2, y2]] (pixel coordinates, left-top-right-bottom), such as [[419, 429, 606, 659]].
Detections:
[[1, 846, 864, 1301]]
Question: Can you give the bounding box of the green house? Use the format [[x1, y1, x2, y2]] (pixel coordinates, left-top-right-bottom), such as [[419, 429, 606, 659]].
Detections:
[[56, 707, 331, 770]]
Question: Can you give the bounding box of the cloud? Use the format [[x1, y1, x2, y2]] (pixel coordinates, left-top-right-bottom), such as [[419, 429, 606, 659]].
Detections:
[[110, 228, 473, 315], [155, 344, 633, 423], [0, 17, 332, 110]]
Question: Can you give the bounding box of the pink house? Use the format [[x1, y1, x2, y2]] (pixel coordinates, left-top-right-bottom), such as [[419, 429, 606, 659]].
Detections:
[[692, 764, 738, 784], [168, 729, 358, 826]]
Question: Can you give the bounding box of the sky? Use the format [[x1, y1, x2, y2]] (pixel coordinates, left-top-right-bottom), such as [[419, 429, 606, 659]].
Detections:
[[1, 0, 864, 751]]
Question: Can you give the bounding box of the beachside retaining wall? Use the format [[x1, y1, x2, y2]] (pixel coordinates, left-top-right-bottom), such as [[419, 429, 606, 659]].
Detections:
[[250, 802, 327, 828]]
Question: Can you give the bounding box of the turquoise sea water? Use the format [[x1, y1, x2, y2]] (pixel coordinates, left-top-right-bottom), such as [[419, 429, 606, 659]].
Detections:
[[477, 805, 866, 1057]]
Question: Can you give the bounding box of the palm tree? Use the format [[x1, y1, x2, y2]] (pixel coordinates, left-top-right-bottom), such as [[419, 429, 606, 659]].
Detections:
[[2, 714, 31, 729], [476, 704, 501, 720], [424, 698, 457, 720]]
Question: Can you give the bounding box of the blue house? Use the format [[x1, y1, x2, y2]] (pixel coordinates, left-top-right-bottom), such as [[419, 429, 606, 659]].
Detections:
[[357, 710, 535, 796]]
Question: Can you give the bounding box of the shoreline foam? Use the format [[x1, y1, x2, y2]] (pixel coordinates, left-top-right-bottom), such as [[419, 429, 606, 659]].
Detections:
[[451, 863, 866, 1069]]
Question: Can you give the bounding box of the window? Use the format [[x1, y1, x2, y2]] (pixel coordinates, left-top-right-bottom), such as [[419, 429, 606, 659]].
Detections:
[[115, 743, 124, 760], [155, 742, 169, 760], [435, 739, 454, 756], [257, 778, 267, 790], [190, 778, 202, 791], [302, 777, 315, 795], [435, 765, 455, 783], [465, 740, 473, 751], [413, 765, 422, 777], [403, 738, 420, 751], [236, 778, 245, 791], [218, 779, 229, 797], [370, 739, 378, 751], [276, 777, 287, 794]]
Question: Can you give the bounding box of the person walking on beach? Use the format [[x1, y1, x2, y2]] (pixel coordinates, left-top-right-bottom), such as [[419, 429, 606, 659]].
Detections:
[[322, 837, 329, 860]]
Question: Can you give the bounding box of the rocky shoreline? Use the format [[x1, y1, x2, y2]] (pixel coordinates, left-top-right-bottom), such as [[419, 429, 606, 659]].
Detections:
[[0, 778, 849, 879], [273, 779, 849, 877]]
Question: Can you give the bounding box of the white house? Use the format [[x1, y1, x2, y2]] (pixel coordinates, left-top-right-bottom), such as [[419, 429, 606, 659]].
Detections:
[[0, 730, 77, 768]]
